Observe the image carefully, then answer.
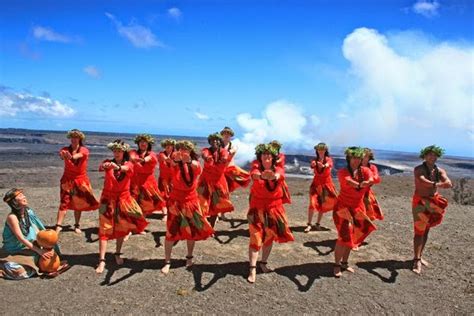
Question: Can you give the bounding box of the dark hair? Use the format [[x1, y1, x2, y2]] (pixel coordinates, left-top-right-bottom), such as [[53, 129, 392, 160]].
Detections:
[[5, 197, 31, 236], [137, 143, 152, 155], [346, 157, 363, 188]]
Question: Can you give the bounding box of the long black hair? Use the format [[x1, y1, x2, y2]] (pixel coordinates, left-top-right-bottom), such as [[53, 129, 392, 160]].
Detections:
[[346, 156, 363, 189], [6, 199, 31, 236]]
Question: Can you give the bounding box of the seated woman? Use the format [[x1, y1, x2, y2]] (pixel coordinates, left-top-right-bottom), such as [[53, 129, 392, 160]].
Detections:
[[0, 188, 69, 279]]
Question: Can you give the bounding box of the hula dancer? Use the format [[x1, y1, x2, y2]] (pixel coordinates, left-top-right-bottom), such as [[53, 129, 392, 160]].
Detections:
[[161, 141, 214, 275], [198, 133, 234, 228], [96, 140, 148, 274], [247, 143, 294, 284], [333, 147, 376, 278], [157, 139, 177, 221], [305, 143, 338, 233], [130, 134, 165, 217], [220, 126, 251, 193], [412, 145, 452, 274], [361, 148, 383, 221], [55, 129, 99, 234], [269, 140, 291, 204]]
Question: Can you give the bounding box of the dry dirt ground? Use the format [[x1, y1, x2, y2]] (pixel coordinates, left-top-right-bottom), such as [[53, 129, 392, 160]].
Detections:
[[0, 155, 473, 315]]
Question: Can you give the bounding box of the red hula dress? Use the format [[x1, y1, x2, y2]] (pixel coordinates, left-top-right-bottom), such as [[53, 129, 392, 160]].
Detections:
[[198, 148, 235, 216], [247, 162, 294, 251], [98, 160, 148, 240], [363, 163, 384, 221], [165, 161, 214, 241], [332, 167, 376, 249], [129, 150, 165, 215], [158, 151, 174, 203], [308, 156, 338, 213], [58, 146, 99, 212]]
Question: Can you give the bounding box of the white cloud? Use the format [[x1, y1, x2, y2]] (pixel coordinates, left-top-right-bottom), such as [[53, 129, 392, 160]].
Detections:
[[105, 12, 164, 48], [0, 87, 76, 117], [83, 65, 101, 79], [195, 112, 210, 120], [233, 100, 319, 164], [32, 26, 72, 43], [168, 7, 182, 21], [412, 0, 440, 18], [336, 27, 473, 150]]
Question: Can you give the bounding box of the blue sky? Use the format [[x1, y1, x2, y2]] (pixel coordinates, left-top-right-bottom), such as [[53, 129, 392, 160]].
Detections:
[[1, 0, 473, 157]]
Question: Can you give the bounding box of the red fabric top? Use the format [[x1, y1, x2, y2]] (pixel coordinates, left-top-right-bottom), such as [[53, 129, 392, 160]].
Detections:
[[337, 166, 373, 207], [201, 148, 229, 182], [311, 156, 333, 185], [169, 162, 202, 202], [129, 150, 158, 175], [158, 151, 174, 178], [276, 153, 286, 168], [101, 160, 134, 195], [60, 146, 89, 178], [369, 164, 381, 184], [249, 161, 286, 208]]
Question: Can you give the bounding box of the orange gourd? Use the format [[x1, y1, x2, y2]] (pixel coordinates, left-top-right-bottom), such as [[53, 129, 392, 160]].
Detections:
[[36, 229, 58, 249], [38, 252, 60, 272]]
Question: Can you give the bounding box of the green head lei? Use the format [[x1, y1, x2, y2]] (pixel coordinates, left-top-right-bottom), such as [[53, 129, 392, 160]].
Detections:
[[314, 142, 328, 151], [107, 140, 130, 152], [255, 144, 278, 157], [363, 148, 374, 160], [176, 140, 197, 152], [160, 138, 176, 148], [269, 140, 282, 153], [134, 134, 155, 145], [220, 126, 234, 137], [344, 146, 365, 159], [66, 129, 85, 140], [207, 132, 223, 145], [419, 145, 445, 159]]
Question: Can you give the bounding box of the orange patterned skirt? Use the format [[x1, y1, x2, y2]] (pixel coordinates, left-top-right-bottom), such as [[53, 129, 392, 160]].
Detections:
[[59, 176, 99, 212], [165, 198, 214, 241], [363, 189, 384, 221], [412, 193, 448, 236], [247, 203, 294, 251], [131, 176, 166, 216], [308, 182, 337, 213], [332, 201, 376, 249], [197, 178, 234, 217], [224, 165, 251, 192], [99, 192, 148, 240], [158, 176, 173, 200]]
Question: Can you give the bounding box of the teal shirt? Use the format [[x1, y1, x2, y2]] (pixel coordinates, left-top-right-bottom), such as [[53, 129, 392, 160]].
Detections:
[[2, 209, 47, 253]]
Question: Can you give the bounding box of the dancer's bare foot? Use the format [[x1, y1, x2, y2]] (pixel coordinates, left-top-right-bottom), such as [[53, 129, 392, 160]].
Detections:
[[412, 258, 422, 274], [161, 261, 171, 275], [114, 253, 124, 265], [95, 260, 106, 274], [185, 255, 194, 269], [333, 264, 342, 278], [247, 266, 256, 284], [341, 262, 355, 273], [314, 223, 323, 231], [304, 224, 312, 233], [73, 224, 82, 234], [421, 258, 429, 267], [352, 246, 360, 251], [55, 224, 63, 234], [123, 232, 132, 241], [259, 261, 273, 273]]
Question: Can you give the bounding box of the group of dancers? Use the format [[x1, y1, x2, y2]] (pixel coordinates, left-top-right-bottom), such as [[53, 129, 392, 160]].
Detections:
[[1, 127, 452, 282]]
